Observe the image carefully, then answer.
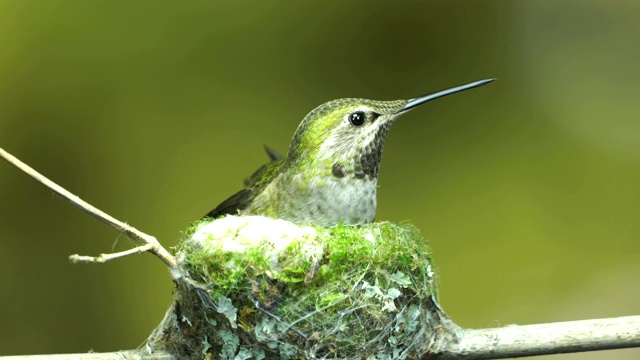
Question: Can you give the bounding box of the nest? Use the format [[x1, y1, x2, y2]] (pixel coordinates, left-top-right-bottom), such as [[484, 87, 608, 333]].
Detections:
[[147, 216, 453, 359]]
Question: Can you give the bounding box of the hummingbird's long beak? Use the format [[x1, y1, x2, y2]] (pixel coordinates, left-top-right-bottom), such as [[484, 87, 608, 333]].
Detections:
[[400, 78, 496, 113]]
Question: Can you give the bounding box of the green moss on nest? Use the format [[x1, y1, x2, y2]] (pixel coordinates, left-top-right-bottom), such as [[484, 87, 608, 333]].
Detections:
[[157, 216, 447, 359]]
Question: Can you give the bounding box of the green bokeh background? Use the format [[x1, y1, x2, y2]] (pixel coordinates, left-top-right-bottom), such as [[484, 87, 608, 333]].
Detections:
[[1, 1, 639, 358]]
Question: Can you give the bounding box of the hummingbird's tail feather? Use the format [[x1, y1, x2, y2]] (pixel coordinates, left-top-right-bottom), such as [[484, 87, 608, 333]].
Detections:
[[263, 145, 283, 161]]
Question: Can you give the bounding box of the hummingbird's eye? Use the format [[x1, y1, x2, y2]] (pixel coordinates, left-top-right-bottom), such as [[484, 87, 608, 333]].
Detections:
[[349, 112, 366, 127]]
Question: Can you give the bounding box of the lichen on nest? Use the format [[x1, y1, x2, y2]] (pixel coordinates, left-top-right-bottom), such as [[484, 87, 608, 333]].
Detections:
[[151, 216, 449, 360]]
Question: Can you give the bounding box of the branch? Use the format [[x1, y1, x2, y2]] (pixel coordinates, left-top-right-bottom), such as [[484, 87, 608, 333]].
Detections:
[[428, 315, 640, 359], [0, 350, 173, 360], [0, 146, 182, 279]]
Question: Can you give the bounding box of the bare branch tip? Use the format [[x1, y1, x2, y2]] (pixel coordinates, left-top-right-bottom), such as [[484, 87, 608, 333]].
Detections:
[[69, 244, 156, 265]]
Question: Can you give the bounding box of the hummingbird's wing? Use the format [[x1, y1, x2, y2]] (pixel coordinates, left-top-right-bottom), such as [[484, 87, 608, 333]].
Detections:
[[203, 188, 253, 219], [204, 159, 285, 219]]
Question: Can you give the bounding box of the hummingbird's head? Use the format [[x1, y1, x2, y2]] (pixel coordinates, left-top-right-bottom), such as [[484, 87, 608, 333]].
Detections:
[[287, 98, 407, 179], [286, 79, 495, 180]]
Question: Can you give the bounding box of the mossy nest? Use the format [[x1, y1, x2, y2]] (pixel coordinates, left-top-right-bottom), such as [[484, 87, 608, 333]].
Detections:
[[148, 216, 451, 359]]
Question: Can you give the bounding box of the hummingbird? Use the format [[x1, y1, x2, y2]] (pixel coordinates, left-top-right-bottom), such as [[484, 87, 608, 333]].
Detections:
[[205, 78, 495, 227]]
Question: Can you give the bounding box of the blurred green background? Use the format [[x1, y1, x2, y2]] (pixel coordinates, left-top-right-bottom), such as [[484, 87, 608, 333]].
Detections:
[[1, 1, 639, 358]]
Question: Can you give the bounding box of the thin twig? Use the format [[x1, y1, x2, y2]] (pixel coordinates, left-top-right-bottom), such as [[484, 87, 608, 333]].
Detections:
[[0, 146, 182, 278], [69, 243, 154, 263], [427, 315, 640, 359]]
